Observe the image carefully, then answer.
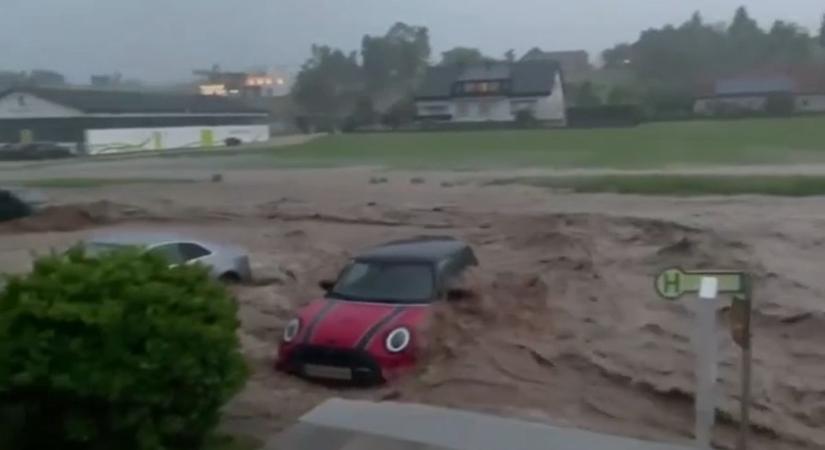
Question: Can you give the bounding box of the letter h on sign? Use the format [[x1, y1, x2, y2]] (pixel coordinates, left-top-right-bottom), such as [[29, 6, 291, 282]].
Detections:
[[663, 270, 680, 297]]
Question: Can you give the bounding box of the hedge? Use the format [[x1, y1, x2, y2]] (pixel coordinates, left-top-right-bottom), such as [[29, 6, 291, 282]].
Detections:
[[0, 248, 248, 450]]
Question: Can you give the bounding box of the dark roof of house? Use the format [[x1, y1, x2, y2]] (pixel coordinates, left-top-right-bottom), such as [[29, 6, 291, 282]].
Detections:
[[356, 237, 472, 263], [457, 64, 511, 81], [1, 87, 267, 115], [415, 60, 561, 100]]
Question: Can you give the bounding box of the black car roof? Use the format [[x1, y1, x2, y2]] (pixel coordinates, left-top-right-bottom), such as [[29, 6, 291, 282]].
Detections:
[[355, 237, 472, 264]]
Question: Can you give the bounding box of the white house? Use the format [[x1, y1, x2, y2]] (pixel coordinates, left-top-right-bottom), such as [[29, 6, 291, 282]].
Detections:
[[415, 60, 566, 126]]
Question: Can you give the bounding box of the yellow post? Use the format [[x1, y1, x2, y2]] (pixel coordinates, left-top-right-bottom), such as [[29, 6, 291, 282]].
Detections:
[[200, 129, 215, 148], [19, 129, 33, 144], [152, 131, 162, 150]]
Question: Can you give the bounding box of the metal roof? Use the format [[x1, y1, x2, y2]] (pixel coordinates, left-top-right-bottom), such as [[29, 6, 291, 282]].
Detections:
[[86, 231, 191, 246], [355, 237, 470, 263], [0, 87, 267, 115], [267, 399, 699, 450], [457, 64, 511, 82]]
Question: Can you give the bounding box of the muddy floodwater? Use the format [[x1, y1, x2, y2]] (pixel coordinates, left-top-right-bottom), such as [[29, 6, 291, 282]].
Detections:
[[2, 165, 825, 449]]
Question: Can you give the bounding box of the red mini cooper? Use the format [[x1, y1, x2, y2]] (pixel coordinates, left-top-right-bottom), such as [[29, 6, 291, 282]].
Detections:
[[276, 237, 478, 384]]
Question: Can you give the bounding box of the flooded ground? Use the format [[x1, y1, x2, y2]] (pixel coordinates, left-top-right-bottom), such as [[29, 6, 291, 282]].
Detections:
[[1, 164, 824, 449]]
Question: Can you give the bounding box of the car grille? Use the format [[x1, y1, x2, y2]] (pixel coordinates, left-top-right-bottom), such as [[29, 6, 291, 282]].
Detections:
[[286, 345, 383, 384]]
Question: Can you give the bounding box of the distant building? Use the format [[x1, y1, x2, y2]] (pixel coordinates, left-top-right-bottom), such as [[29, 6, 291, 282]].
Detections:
[[194, 68, 288, 99], [694, 68, 825, 115], [414, 60, 566, 126], [0, 87, 269, 154], [521, 49, 591, 82]]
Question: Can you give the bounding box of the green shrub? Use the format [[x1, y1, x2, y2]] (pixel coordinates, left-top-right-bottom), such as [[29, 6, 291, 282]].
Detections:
[[765, 93, 795, 116], [0, 248, 248, 450], [514, 109, 537, 128]]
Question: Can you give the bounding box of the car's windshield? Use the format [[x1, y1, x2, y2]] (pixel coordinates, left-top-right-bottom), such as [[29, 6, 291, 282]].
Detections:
[[329, 261, 435, 303]]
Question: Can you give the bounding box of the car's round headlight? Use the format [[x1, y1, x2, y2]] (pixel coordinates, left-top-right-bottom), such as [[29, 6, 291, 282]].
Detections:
[[385, 327, 411, 353], [283, 318, 301, 343]]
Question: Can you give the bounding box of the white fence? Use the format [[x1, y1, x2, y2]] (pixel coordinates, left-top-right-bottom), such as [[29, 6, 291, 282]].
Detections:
[[85, 125, 269, 155]]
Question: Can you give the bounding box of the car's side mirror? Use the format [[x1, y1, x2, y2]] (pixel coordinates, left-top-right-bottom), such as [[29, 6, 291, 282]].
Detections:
[[446, 287, 474, 301], [319, 280, 335, 291]]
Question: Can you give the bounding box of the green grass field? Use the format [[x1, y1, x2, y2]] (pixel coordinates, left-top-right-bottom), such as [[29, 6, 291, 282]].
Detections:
[[489, 174, 825, 196], [268, 117, 825, 169]]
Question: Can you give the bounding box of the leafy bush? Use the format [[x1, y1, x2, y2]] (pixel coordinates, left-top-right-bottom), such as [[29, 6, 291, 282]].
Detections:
[[0, 248, 248, 450], [765, 93, 795, 116], [513, 109, 537, 128], [382, 96, 417, 129]]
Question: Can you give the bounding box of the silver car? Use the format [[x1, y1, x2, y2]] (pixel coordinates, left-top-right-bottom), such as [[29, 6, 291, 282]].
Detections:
[[82, 231, 252, 283]]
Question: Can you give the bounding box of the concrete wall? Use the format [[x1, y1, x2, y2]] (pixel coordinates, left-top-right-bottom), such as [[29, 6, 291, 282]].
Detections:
[[533, 71, 566, 124], [85, 124, 269, 155], [795, 94, 825, 113]]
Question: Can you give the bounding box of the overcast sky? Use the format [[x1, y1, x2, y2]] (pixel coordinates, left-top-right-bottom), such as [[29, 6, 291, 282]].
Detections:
[[2, 0, 823, 83]]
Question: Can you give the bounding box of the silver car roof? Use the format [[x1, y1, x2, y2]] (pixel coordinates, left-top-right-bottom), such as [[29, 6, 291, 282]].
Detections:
[[85, 231, 243, 254]]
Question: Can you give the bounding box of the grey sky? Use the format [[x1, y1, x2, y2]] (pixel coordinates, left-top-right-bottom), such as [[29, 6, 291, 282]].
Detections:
[[2, 0, 823, 83]]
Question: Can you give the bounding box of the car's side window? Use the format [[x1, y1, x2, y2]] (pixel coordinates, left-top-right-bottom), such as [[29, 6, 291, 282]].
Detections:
[[178, 243, 211, 262], [438, 258, 461, 294], [148, 243, 186, 265]]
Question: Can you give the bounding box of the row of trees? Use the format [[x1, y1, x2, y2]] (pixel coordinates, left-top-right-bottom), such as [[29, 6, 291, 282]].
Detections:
[[0, 70, 66, 89], [599, 8, 825, 111], [292, 22, 430, 129]]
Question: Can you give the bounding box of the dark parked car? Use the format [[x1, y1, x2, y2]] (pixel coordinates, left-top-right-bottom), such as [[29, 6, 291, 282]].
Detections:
[[0, 189, 33, 222], [0, 142, 74, 160]]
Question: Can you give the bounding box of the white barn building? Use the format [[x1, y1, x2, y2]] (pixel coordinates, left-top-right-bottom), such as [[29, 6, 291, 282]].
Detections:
[[0, 87, 269, 154], [415, 60, 566, 127]]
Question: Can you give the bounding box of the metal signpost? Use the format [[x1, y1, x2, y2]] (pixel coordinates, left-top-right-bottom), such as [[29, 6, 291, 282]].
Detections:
[[655, 268, 753, 450]]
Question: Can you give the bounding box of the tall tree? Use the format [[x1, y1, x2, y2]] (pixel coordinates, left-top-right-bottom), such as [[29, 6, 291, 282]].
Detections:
[[28, 69, 66, 86], [601, 43, 633, 68], [0, 71, 26, 89], [361, 22, 430, 92], [766, 20, 811, 65], [440, 47, 491, 66], [728, 6, 761, 39], [504, 49, 516, 63], [292, 45, 363, 118]]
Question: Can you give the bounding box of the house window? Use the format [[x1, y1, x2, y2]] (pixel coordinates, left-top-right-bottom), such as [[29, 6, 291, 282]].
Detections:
[[459, 81, 503, 95]]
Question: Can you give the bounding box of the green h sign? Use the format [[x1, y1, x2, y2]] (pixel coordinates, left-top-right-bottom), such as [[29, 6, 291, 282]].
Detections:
[[655, 268, 746, 300]]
